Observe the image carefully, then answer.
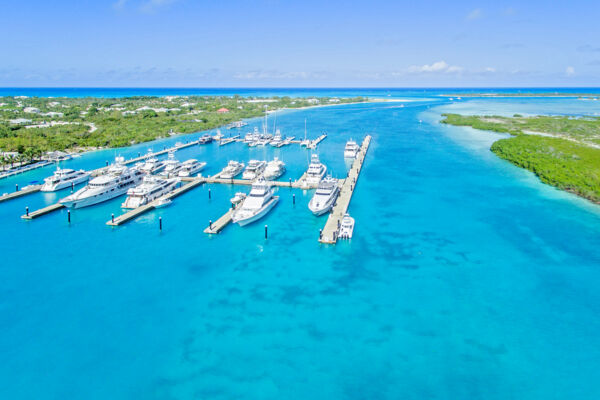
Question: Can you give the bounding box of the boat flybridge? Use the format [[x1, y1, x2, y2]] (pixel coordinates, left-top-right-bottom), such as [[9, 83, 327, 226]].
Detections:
[[199, 134, 213, 144], [232, 178, 279, 226], [308, 175, 340, 216], [59, 158, 144, 208], [121, 175, 179, 209], [344, 139, 360, 159], [263, 158, 286, 180], [158, 152, 183, 178], [41, 167, 90, 192], [242, 160, 267, 180], [305, 154, 327, 186], [220, 160, 245, 179], [178, 159, 206, 177]]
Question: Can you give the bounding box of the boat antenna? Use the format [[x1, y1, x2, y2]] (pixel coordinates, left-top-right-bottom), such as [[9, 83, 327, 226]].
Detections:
[[273, 109, 277, 135]]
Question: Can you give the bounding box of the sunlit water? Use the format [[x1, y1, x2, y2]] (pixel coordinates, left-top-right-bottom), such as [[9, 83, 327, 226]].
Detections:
[[1, 91, 600, 399]]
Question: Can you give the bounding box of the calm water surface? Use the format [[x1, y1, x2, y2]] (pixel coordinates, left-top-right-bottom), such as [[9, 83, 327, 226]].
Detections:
[[1, 91, 600, 399]]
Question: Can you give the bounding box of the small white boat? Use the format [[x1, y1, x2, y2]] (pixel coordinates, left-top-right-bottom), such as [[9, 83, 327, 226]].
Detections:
[[154, 198, 172, 208], [343, 139, 360, 159], [339, 213, 355, 239], [230, 192, 247, 205]]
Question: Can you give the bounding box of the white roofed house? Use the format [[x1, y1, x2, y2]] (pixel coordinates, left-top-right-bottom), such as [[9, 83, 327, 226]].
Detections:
[[23, 107, 41, 113]]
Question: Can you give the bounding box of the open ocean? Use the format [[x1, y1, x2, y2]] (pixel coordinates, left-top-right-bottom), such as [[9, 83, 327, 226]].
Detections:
[[1, 88, 600, 399]]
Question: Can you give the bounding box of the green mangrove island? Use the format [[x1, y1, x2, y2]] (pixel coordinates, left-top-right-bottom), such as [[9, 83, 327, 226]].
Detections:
[[442, 113, 600, 204], [0, 95, 366, 165]]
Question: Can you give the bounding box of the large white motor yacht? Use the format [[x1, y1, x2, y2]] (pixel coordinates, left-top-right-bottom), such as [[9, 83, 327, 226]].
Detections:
[[339, 213, 355, 239], [262, 158, 286, 180], [308, 175, 340, 216], [220, 160, 245, 179], [344, 139, 360, 159], [137, 150, 165, 174], [232, 178, 279, 226], [158, 152, 183, 178], [269, 129, 283, 147], [178, 159, 206, 177], [121, 175, 179, 208], [305, 154, 327, 185], [59, 161, 144, 208], [41, 168, 90, 192], [242, 160, 266, 180]]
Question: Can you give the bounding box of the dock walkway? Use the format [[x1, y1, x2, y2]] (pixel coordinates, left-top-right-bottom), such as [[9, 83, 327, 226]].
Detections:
[[21, 202, 65, 219], [319, 135, 371, 244], [1, 185, 42, 203], [204, 205, 238, 234]]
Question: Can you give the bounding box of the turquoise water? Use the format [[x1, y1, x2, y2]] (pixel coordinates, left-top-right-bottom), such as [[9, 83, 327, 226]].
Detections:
[[1, 92, 600, 399]]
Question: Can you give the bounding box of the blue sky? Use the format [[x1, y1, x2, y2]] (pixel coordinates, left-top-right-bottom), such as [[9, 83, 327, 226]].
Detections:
[[1, 0, 599, 87]]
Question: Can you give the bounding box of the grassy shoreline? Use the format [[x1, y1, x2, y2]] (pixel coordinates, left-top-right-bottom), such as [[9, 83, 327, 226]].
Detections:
[[441, 113, 600, 204]]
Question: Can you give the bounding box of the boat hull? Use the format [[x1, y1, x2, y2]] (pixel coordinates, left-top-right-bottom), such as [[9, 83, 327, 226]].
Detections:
[[60, 186, 131, 209], [233, 196, 279, 226], [40, 174, 90, 192]]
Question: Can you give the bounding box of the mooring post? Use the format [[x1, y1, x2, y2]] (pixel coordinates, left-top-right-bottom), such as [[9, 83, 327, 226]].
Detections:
[[208, 188, 211, 199], [111, 213, 114, 224], [15, 184, 18, 192], [159, 217, 162, 231], [293, 193, 295, 205], [289, 178, 292, 187], [265, 225, 268, 239], [209, 220, 212, 230], [26, 206, 29, 216], [67, 210, 71, 223], [319, 229, 323, 239]]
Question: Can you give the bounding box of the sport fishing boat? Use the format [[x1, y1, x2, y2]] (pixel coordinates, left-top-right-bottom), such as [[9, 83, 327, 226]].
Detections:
[[232, 178, 279, 226], [308, 175, 340, 216], [59, 161, 144, 208], [344, 139, 360, 159], [242, 160, 266, 180], [304, 154, 327, 185], [178, 159, 206, 177], [41, 168, 90, 192], [339, 213, 355, 239], [121, 175, 179, 209], [269, 129, 283, 147], [220, 160, 245, 179], [137, 150, 165, 174], [158, 152, 183, 178], [262, 158, 286, 180], [244, 127, 261, 144]]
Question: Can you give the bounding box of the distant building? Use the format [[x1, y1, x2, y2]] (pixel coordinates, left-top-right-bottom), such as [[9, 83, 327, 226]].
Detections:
[[306, 98, 320, 104], [42, 111, 64, 117], [9, 118, 32, 124], [23, 107, 40, 113], [217, 108, 230, 113], [329, 98, 340, 103]]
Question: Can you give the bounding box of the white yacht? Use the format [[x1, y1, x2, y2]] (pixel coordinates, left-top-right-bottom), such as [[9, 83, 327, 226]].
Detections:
[[121, 175, 179, 209], [308, 176, 340, 216], [339, 213, 355, 239], [244, 127, 260, 144], [158, 152, 183, 178], [344, 139, 360, 159], [263, 158, 286, 180], [304, 154, 327, 185], [199, 133, 213, 144], [137, 150, 165, 174], [59, 162, 144, 208], [269, 129, 283, 147], [232, 178, 279, 226], [220, 161, 245, 179], [41, 168, 90, 192], [178, 159, 206, 177], [230, 192, 246, 205], [242, 160, 266, 180]]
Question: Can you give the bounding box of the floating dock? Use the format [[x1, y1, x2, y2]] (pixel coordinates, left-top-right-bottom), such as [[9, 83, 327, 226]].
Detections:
[[1, 185, 42, 203], [21, 202, 65, 220], [106, 177, 205, 226], [204, 205, 238, 234], [219, 135, 240, 146], [0, 161, 53, 180], [309, 134, 327, 148], [319, 135, 371, 244]]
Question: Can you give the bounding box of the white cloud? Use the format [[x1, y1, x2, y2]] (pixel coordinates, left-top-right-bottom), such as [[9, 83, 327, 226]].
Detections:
[[140, 0, 178, 13], [485, 67, 496, 73], [466, 8, 483, 20], [406, 61, 464, 74], [565, 66, 575, 77], [113, 0, 127, 10]]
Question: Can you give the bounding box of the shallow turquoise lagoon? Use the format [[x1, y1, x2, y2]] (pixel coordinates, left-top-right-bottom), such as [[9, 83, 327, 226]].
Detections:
[[1, 95, 600, 399]]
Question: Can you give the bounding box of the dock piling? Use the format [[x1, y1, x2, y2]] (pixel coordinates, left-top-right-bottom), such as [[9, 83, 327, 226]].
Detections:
[[208, 188, 211, 199], [319, 229, 322, 239], [15, 184, 18, 192], [159, 217, 162, 231], [67, 210, 71, 224], [26, 206, 29, 216], [265, 225, 268, 239], [209, 220, 212, 229], [111, 213, 114, 224]]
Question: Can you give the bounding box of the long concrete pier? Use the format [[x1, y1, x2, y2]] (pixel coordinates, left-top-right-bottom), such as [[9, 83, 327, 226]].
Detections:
[[106, 177, 205, 226], [1, 185, 42, 203], [319, 135, 371, 244], [21, 202, 65, 220]]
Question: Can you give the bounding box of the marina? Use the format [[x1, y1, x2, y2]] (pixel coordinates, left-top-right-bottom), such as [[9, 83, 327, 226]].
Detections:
[[319, 135, 371, 244], [0, 184, 42, 203]]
